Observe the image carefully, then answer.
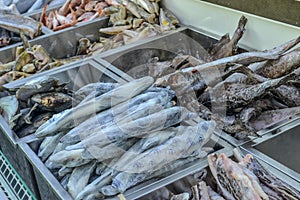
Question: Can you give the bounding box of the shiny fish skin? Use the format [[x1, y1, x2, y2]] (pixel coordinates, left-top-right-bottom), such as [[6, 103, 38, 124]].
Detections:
[[81, 138, 137, 161], [116, 120, 215, 173], [73, 82, 118, 103], [67, 106, 197, 151], [35, 76, 154, 138], [112, 128, 177, 172], [67, 162, 96, 198]]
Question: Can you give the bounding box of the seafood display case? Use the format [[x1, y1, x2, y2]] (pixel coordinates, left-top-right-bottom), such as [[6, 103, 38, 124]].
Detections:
[[0, 59, 128, 199]]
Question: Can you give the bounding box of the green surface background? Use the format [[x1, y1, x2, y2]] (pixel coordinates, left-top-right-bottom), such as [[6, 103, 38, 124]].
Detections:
[[202, 0, 300, 27]]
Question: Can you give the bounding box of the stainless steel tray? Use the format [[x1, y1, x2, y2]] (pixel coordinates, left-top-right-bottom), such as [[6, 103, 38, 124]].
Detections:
[[242, 117, 300, 184], [0, 60, 127, 200], [139, 147, 300, 200], [0, 17, 109, 63]]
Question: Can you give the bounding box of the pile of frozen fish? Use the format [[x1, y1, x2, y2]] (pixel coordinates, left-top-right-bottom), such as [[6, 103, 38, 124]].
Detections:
[[33, 76, 217, 199], [153, 16, 300, 139], [0, 76, 73, 138], [165, 151, 300, 200]]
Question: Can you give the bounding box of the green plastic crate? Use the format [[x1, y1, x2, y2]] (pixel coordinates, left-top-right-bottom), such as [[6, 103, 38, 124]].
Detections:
[[0, 150, 36, 200]]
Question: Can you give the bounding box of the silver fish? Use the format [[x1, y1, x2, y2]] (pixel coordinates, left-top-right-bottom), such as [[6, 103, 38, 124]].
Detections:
[[67, 162, 96, 198], [116, 120, 215, 173], [58, 166, 73, 178], [35, 76, 154, 138], [49, 149, 91, 168], [60, 89, 173, 145], [66, 106, 197, 151], [75, 169, 113, 200], [38, 132, 65, 162]]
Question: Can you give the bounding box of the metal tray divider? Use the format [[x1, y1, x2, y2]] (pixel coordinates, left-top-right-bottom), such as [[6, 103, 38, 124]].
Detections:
[[89, 60, 130, 83], [92, 58, 135, 82], [240, 145, 300, 188], [18, 142, 73, 200], [96, 26, 188, 58]]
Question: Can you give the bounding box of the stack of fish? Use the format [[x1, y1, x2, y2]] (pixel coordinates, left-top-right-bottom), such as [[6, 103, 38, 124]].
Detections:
[[33, 76, 217, 199], [40, 0, 108, 31], [73, 0, 179, 55], [0, 38, 85, 86], [167, 151, 300, 200], [0, 76, 73, 138], [153, 16, 300, 139]]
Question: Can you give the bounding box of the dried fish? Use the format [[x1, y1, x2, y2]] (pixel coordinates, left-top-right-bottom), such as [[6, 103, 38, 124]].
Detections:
[[209, 16, 247, 60], [15, 76, 58, 102], [31, 92, 73, 112]]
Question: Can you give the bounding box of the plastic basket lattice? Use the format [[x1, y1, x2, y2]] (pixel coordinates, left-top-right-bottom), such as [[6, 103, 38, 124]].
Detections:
[[0, 150, 36, 200]]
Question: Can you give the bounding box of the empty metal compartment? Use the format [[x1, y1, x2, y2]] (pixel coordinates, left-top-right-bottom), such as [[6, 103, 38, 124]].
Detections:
[[255, 125, 300, 173]]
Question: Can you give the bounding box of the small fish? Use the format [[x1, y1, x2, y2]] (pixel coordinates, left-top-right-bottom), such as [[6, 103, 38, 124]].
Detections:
[[122, 0, 141, 18], [136, 5, 156, 24], [99, 24, 132, 35], [132, 0, 155, 14], [159, 8, 172, 32]]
